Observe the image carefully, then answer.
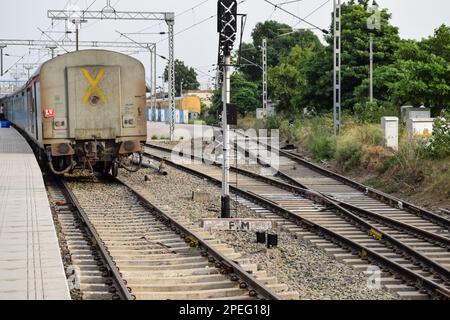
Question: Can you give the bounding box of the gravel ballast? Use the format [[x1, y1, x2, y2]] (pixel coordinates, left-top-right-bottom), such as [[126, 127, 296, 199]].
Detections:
[[119, 163, 398, 300]]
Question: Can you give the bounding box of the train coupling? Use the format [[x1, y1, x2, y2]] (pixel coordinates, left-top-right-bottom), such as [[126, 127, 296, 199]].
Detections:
[[119, 140, 142, 154], [50, 143, 75, 157]]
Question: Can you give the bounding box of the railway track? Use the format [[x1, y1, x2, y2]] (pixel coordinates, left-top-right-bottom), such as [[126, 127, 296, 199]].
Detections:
[[144, 142, 450, 300], [45, 177, 131, 300], [58, 174, 290, 300], [233, 131, 450, 235]]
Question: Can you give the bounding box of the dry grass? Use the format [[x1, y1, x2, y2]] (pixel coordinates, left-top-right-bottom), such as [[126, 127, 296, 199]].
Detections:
[[239, 115, 449, 210]]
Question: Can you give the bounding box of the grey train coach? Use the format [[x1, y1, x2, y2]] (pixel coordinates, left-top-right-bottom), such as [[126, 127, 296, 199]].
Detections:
[[0, 50, 147, 176]]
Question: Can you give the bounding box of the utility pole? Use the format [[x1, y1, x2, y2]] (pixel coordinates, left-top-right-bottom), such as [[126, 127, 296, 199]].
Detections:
[[23, 64, 34, 79], [0, 45, 6, 76], [152, 45, 157, 116], [262, 38, 268, 117], [75, 22, 80, 51], [69, 12, 87, 52], [333, 0, 342, 137], [369, 34, 373, 103], [11, 69, 24, 89], [46, 45, 57, 58], [166, 13, 176, 140]]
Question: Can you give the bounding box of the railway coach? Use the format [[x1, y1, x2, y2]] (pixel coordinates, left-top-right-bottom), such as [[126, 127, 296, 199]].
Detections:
[[0, 49, 147, 176]]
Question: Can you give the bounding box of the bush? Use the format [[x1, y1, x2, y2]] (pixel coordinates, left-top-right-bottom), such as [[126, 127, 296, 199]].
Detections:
[[266, 115, 284, 131], [426, 110, 450, 159], [376, 154, 400, 174], [356, 125, 385, 146], [353, 100, 399, 124], [390, 139, 428, 184], [308, 135, 336, 160], [362, 145, 394, 171], [188, 119, 205, 125], [335, 139, 363, 170]]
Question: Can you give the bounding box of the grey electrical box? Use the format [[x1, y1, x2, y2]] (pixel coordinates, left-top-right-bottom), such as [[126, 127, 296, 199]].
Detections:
[[402, 107, 431, 123], [381, 116, 399, 151]]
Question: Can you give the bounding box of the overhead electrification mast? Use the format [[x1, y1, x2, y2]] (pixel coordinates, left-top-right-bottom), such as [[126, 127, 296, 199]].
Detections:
[[333, 0, 342, 137]]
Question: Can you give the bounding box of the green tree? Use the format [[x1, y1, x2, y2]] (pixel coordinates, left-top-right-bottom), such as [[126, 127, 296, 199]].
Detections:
[[209, 72, 260, 121], [269, 45, 315, 114], [353, 25, 450, 115], [231, 72, 260, 116], [239, 21, 322, 83], [264, 1, 401, 114], [164, 59, 200, 96], [421, 24, 450, 62], [336, 0, 400, 109], [385, 40, 449, 114]]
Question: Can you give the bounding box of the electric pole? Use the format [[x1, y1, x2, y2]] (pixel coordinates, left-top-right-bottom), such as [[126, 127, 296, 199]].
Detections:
[[367, 2, 381, 103], [369, 34, 373, 103], [167, 14, 176, 140], [23, 64, 35, 79], [333, 0, 342, 137], [218, 0, 237, 218], [46, 45, 57, 58], [0, 45, 6, 76], [262, 38, 268, 117]]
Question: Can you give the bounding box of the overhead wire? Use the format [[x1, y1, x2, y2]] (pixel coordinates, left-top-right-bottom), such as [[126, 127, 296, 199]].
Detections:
[[264, 0, 329, 34], [132, 0, 212, 34], [292, 0, 331, 28]]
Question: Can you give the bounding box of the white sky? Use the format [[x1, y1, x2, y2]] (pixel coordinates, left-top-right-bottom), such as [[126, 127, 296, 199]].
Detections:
[[0, 0, 449, 88]]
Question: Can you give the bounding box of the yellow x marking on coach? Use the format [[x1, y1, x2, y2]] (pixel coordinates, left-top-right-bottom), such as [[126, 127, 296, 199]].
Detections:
[[81, 68, 107, 104]]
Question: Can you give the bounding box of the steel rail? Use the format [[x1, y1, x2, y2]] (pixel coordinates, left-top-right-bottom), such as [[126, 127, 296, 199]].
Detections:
[[115, 176, 280, 300], [233, 131, 450, 230], [145, 144, 450, 280], [146, 143, 450, 249], [144, 144, 450, 299], [10, 124, 277, 300], [60, 179, 135, 300], [232, 148, 450, 251]]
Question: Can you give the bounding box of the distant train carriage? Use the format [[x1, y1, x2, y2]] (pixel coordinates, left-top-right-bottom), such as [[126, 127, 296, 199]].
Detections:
[[0, 49, 147, 176]]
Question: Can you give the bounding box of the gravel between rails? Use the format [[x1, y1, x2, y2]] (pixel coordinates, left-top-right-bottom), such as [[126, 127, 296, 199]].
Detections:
[[119, 164, 398, 300]]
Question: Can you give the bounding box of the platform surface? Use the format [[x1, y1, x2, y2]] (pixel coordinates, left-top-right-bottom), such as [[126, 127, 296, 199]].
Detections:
[[0, 127, 70, 300]]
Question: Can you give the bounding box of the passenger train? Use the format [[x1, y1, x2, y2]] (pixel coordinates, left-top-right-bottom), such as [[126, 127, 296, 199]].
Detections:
[[0, 50, 147, 176]]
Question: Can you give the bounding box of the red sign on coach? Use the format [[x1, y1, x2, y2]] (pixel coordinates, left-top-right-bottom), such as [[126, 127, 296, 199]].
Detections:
[[44, 109, 55, 118]]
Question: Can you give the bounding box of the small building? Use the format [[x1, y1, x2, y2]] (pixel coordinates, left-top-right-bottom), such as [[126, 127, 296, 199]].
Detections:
[[184, 89, 213, 109], [148, 96, 201, 113]]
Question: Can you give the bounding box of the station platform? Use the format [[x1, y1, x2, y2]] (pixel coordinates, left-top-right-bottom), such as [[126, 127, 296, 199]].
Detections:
[[0, 127, 70, 300]]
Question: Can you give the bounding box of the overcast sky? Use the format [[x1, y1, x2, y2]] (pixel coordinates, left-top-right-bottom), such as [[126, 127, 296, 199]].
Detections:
[[0, 0, 449, 87]]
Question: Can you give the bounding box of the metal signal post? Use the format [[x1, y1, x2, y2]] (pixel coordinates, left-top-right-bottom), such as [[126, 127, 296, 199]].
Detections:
[[218, 0, 237, 218]]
